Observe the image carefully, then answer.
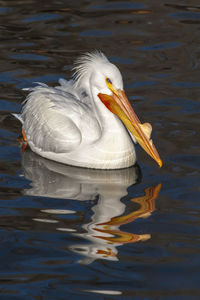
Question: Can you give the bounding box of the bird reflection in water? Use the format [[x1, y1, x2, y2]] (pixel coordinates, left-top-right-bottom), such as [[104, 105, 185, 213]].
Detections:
[[22, 150, 161, 264]]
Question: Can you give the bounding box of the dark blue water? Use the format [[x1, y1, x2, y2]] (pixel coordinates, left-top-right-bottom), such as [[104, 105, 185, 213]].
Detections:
[[0, 1, 200, 299]]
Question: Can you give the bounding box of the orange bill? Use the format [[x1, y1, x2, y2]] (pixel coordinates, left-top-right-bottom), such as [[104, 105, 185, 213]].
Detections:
[[98, 91, 162, 167]]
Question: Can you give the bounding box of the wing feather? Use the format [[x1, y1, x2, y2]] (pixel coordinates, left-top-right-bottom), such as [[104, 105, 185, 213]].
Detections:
[[21, 85, 83, 153], [18, 80, 101, 155]]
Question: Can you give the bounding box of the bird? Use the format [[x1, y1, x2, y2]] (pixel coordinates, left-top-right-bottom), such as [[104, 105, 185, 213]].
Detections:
[[14, 51, 162, 169]]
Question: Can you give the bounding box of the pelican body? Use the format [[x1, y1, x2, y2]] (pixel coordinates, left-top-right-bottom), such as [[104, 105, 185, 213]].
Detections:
[[15, 52, 162, 169]]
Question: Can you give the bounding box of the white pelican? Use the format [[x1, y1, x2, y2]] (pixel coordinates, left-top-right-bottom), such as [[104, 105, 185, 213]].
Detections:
[[14, 51, 162, 169]]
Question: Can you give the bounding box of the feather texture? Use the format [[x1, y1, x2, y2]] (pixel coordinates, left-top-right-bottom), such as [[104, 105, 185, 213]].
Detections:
[[73, 51, 108, 88], [14, 52, 136, 169], [21, 83, 101, 153]]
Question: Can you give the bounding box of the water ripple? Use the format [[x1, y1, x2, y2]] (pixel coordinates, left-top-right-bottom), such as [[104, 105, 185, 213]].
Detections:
[[0, 0, 200, 299]]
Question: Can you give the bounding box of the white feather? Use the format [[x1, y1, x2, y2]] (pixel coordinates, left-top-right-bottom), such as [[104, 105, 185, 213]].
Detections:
[[14, 52, 136, 169], [12, 113, 23, 124]]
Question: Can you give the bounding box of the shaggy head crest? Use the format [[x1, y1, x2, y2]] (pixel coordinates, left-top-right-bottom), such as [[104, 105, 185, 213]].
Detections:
[[73, 51, 108, 87]]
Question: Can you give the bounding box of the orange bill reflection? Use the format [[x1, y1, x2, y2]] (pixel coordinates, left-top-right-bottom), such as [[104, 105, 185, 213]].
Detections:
[[92, 184, 162, 246]]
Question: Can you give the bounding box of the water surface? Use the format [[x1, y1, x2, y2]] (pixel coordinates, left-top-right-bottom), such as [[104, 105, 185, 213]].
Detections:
[[0, 0, 200, 299]]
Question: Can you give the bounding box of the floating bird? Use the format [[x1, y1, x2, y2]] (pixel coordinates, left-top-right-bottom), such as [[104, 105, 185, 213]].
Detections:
[[14, 51, 162, 169]]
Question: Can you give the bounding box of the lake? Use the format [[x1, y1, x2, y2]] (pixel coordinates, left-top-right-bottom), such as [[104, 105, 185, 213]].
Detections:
[[0, 0, 200, 299]]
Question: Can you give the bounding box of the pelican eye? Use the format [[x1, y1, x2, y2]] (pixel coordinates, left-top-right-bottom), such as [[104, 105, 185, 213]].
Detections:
[[106, 77, 118, 96], [106, 77, 112, 84]]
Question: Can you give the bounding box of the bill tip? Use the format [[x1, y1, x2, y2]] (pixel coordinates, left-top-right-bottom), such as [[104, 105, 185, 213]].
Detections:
[[158, 159, 163, 168]]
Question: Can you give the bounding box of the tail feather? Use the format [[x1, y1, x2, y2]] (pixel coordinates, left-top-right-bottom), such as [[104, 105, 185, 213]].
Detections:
[[12, 113, 23, 124]]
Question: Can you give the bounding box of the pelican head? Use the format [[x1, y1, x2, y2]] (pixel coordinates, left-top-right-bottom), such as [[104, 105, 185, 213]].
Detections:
[[74, 51, 162, 167]]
